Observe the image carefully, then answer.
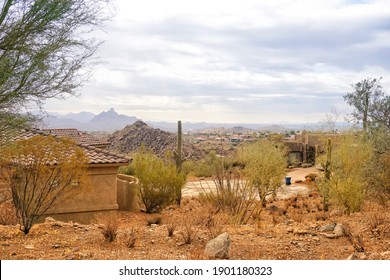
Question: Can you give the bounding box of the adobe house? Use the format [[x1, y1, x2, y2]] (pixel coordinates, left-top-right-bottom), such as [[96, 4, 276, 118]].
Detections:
[[284, 131, 340, 166], [0, 128, 132, 223]]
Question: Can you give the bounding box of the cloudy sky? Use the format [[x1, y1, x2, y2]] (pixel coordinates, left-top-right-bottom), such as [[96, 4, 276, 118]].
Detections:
[[44, 0, 390, 124]]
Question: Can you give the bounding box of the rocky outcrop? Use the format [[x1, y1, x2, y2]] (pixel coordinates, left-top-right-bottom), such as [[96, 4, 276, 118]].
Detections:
[[108, 121, 204, 160]]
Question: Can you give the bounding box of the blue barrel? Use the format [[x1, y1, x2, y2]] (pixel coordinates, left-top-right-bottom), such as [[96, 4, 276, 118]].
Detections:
[[285, 176, 292, 185]]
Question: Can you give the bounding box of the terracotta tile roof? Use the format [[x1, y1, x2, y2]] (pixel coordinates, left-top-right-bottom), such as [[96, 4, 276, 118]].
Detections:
[[1, 128, 130, 166], [40, 128, 110, 148], [79, 144, 130, 165]]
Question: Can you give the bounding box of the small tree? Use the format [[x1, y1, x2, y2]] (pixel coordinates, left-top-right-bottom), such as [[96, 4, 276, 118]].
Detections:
[[133, 150, 186, 213], [242, 140, 287, 207], [344, 77, 390, 132], [0, 135, 88, 234]]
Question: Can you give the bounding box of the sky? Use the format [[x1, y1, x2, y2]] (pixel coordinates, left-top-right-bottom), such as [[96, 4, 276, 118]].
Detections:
[[43, 0, 390, 124]]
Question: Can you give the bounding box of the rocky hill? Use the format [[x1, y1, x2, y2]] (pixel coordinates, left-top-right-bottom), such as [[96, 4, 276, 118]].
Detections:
[[108, 120, 204, 160]]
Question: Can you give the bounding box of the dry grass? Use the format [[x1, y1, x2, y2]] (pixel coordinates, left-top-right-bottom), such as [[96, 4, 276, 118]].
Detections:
[[123, 227, 138, 248], [95, 214, 119, 243]]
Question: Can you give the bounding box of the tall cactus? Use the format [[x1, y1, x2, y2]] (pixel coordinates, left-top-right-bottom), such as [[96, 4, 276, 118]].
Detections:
[[175, 120, 183, 172], [174, 120, 183, 205], [323, 138, 331, 212]]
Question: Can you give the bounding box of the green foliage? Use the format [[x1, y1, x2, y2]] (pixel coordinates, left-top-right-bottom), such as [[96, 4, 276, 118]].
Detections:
[[241, 140, 287, 207], [0, 0, 110, 128], [344, 77, 390, 132], [133, 150, 186, 213], [318, 133, 374, 214]]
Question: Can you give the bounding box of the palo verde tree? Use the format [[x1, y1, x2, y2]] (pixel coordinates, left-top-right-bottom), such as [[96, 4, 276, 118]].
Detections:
[[0, 135, 88, 234], [0, 0, 111, 129], [242, 140, 287, 207], [344, 77, 390, 133]]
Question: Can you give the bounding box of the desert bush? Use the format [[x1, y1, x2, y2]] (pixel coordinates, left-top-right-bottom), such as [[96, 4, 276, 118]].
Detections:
[[96, 214, 119, 243], [124, 228, 138, 248], [317, 133, 374, 214], [241, 140, 287, 207], [0, 202, 17, 225], [179, 217, 200, 244], [133, 150, 186, 213], [0, 135, 88, 234], [305, 173, 317, 182], [146, 216, 162, 226], [165, 220, 177, 237], [197, 167, 259, 225]]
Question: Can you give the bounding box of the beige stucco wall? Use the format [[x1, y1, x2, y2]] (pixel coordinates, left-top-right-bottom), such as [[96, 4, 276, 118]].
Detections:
[[117, 174, 140, 212], [44, 164, 122, 223]]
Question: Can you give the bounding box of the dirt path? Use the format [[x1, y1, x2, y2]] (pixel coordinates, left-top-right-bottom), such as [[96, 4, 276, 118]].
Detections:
[[182, 167, 319, 198]]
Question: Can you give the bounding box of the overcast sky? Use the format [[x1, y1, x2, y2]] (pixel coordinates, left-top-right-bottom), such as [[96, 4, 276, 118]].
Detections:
[[44, 0, 390, 124]]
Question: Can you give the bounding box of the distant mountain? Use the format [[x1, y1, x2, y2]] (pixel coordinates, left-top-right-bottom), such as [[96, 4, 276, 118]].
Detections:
[[39, 108, 353, 133], [63, 111, 95, 123], [41, 108, 139, 132]]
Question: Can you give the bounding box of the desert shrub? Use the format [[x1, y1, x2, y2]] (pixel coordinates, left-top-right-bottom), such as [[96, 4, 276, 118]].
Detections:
[[118, 163, 135, 176], [318, 133, 374, 214], [133, 150, 186, 213], [305, 173, 317, 182], [124, 228, 138, 248], [96, 214, 118, 243], [146, 216, 162, 226], [0, 202, 17, 225], [178, 217, 200, 244], [197, 166, 259, 225], [241, 140, 287, 207]]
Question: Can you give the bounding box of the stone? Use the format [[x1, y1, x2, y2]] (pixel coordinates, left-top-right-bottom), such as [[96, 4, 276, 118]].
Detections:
[[45, 217, 55, 223], [205, 232, 230, 259], [334, 224, 345, 237], [347, 253, 359, 260], [319, 223, 336, 232]]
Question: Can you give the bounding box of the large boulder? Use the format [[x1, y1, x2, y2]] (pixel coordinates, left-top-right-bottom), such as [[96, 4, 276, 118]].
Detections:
[[205, 232, 231, 259]]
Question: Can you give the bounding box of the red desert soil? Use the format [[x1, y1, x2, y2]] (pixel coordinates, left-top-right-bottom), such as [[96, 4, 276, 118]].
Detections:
[[1, 169, 390, 260]]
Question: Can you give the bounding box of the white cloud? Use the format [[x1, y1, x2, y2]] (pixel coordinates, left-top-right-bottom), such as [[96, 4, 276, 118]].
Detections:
[[44, 0, 390, 123]]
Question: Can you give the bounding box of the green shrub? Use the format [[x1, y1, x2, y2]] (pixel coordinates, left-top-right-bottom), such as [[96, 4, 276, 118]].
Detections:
[[318, 133, 374, 214], [133, 150, 186, 213]]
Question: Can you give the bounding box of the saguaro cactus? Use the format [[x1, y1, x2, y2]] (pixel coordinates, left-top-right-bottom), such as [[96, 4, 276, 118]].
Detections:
[[175, 120, 183, 172], [323, 138, 331, 212], [173, 120, 183, 205]]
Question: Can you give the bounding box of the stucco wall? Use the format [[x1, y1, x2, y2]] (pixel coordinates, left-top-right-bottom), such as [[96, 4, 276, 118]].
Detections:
[[117, 174, 140, 212], [45, 164, 121, 222]]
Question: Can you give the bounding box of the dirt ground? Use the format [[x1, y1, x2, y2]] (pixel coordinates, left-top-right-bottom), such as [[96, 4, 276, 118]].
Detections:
[[1, 168, 390, 260]]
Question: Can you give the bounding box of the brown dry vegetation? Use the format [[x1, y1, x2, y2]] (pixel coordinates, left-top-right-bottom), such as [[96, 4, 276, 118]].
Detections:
[[1, 193, 390, 260]]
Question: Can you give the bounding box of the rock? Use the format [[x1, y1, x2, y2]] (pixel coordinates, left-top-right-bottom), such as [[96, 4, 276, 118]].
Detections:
[[347, 253, 359, 260], [316, 164, 325, 171], [150, 224, 158, 229], [319, 223, 336, 232], [24, 245, 34, 250], [205, 232, 230, 259], [320, 233, 338, 239], [45, 217, 55, 223], [334, 224, 345, 237]]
